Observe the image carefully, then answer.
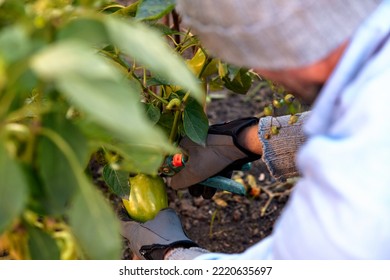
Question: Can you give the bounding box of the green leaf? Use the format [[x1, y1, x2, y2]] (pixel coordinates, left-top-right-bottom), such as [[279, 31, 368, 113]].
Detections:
[[105, 17, 204, 104], [100, 4, 125, 14], [102, 165, 129, 198], [136, 0, 176, 21], [183, 98, 209, 145], [112, 1, 139, 17], [68, 176, 122, 260], [144, 103, 161, 124], [157, 111, 175, 137], [227, 65, 241, 80], [27, 225, 60, 260], [223, 68, 253, 94], [37, 113, 89, 215], [0, 143, 28, 234]]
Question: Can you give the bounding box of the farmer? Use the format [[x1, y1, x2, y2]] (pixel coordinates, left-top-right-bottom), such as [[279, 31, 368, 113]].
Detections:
[[121, 0, 390, 259]]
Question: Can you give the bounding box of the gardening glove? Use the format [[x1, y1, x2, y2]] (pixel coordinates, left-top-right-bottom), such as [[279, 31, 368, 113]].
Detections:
[[168, 117, 261, 197], [120, 207, 199, 260]]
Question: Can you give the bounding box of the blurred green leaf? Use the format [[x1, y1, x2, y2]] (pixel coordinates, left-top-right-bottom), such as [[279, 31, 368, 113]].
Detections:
[[0, 1, 25, 28], [37, 136, 77, 215], [37, 125, 121, 260], [30, 40, 120, 81], [105, 17, 204, 104], [0, 143, 28, 234], [136, 0, 176, 21], [24, 165, 49, 216], [37, 113, 89, 215], [105, 141, 167, 175], [77, 118, 167, 175], [57, 18, 109, 46], [68, 176, 122, 260], [183, 98, 208, 145], [27, 225, 60, 260], [0, 25, 30, 64], [75, 117, 114, 143], [102, 164, 129, 198]]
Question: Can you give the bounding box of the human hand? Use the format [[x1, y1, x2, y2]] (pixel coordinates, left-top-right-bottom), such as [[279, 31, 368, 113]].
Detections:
[[120, 207, 198, 260], [166, 117, 261, 198]]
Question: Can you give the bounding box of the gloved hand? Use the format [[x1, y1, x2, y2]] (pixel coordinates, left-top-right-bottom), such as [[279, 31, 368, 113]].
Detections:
[[167, 117, 261, 198], [120, 207, 199, 260]]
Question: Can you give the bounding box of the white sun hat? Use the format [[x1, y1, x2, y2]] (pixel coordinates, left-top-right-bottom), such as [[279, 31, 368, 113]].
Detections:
[[176, 0, 381, 69]]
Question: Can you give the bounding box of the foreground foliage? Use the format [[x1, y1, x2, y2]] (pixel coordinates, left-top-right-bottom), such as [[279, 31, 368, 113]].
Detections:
[[0, 0, 261, 259]]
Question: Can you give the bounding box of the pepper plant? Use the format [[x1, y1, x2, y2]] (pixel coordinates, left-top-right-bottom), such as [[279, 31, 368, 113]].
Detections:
[[0, 0, 259, 260]]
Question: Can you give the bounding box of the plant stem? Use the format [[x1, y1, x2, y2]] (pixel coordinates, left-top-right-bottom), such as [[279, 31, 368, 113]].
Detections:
[[143, 68, 147, 88], [209, 209, 220, 237], [171, 9, 181, 46], [130, 72, 168, 105], [147, 89, 169, 105], [174, 29, 193, 54], [168, 109, 181, 143]]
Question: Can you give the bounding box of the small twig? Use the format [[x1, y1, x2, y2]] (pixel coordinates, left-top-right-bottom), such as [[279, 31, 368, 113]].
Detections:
[[209, 209, 220, 238], [129, 71, 168, 105], [259, 181, 294, 217], [146, 89, 168, 105], [168, 110, 181, 143]]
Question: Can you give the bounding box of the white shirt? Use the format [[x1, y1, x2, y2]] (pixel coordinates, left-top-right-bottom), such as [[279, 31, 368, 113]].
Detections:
[[196, 0, 390, 259]]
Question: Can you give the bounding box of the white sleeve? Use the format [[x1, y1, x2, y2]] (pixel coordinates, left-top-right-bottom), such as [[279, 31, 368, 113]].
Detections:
[[267, 70, 390, 259], [197, 70, 390, 260]]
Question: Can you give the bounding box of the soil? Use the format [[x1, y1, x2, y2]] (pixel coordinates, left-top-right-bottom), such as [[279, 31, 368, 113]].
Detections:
[[113, 85, 298, 259]]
